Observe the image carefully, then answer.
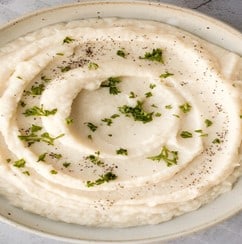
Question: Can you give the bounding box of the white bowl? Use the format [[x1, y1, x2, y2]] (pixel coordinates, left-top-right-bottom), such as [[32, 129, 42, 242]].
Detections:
[[0, 1, 241, 243]]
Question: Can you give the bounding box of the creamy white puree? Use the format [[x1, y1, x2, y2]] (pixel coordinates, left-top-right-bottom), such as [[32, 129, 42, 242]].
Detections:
[[0, 18, 241, 227]]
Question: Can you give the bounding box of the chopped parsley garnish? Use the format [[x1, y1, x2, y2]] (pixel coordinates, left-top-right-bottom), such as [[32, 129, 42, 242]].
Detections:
[[101, 114, 119, 126], [59, 66, 71, 73], [149, 83, 156, 89], [194, 129, 208, 137], [63, 36, 75, 44], [151, 104, 158, 108], [111, 114, 120, 119], [85, 153, 104, 166], [116, 148, 128, 156], [240, 115, 242, 119], [172, 114, 180, 118], [63, 162, 71, 168], [17, 76, 22, 79], [155, 112, 162, 117], [101, 118, 113, 126], [18, 125, 64, 146], [41, 76, 51, 83], [129, 91, 137, 98], [65, 117, 73, 125], [117, 49, 126, 58], [6, 159, 11, 163], [212, 138, 221, 144], [86, 172, 117, 187], [180, 131, 193, 138], [13, 159, 26, 168], [31, 124, 42, 132], [160, 71, 174, 78], [25, 83, 45, 96], [85, 122, 98, 132], [50, 153, 62, 159], [165, 104, 172, 109], [139, 48, 164, 63], [23, 105, 57, 117], [147, 146, 178, 167], [88, 62, 99, 70], [37, 153, 47, 162], [56, 52, 64, 56], [145, 92, 153, 98], [101, 77, 122, 95], [179, 102, 192, 113], [23, 171, 30, 176], [50, 169, 58, 174], [119, 100, 153, 124], [204, 119, 213, 127]]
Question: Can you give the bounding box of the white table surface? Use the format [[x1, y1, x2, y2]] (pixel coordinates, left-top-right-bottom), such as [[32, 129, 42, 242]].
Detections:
[[0, 0, 241, 243]]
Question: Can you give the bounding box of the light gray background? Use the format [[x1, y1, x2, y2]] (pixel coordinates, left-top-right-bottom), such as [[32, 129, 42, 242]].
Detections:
[[0, 0, 241, 243]]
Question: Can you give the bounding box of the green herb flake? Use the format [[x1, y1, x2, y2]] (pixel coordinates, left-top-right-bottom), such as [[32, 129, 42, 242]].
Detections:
[[63, 162, 71, 168], [59, 66, 71, 73], [86, 172, 117, 187], [31, 124, 42, 133], [23, 105, 57, 117], [145, 92, 153, 98], [139, 48, 164, 63], [37, 153, 47, 162], [205, 119, 213, 127], [87, 134, 92, 140], [86, 154, 104, 166], [63, 36, 75, 44], [129, 91, 137, 98], [17, 76, 22, 80], [117, 49, 126, 58], [172, 114, 180, 118], [13, 159, 26, 168], [149, 83, 156, 89], [6, 158, 11, 163], [101, 118, 113, 126], [51, 153, 62, 159], [65, 117, 73, 125], [155, 112, 162, 117], [179, 102, 192, 113], [147, 146, 178, 167], [194, 129, 208, 137], [119, 100, 153, 124], [85, 122, 98, 132], [50, 169, 58, 174], [116, 148, 128, 156], [41, 76, 51, 83], [23, 171, 30, 176], [160, 71, 174, 78], [165, 104, 172, 109], [180, 131, 193, 138], [212, 138, 221, 144], [240, 115, 242, 119], [101, 77, 122, 95], [151, 104, 158, 108], [25, 83, 45, 96], [88, 62, 99, 70], [111, 114, 120, 119], [18, 128, 64, 146], [56, 52, 64, 56]]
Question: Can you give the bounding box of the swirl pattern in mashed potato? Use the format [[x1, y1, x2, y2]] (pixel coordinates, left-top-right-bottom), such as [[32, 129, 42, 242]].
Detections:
[[0, 18, 241, 227]]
